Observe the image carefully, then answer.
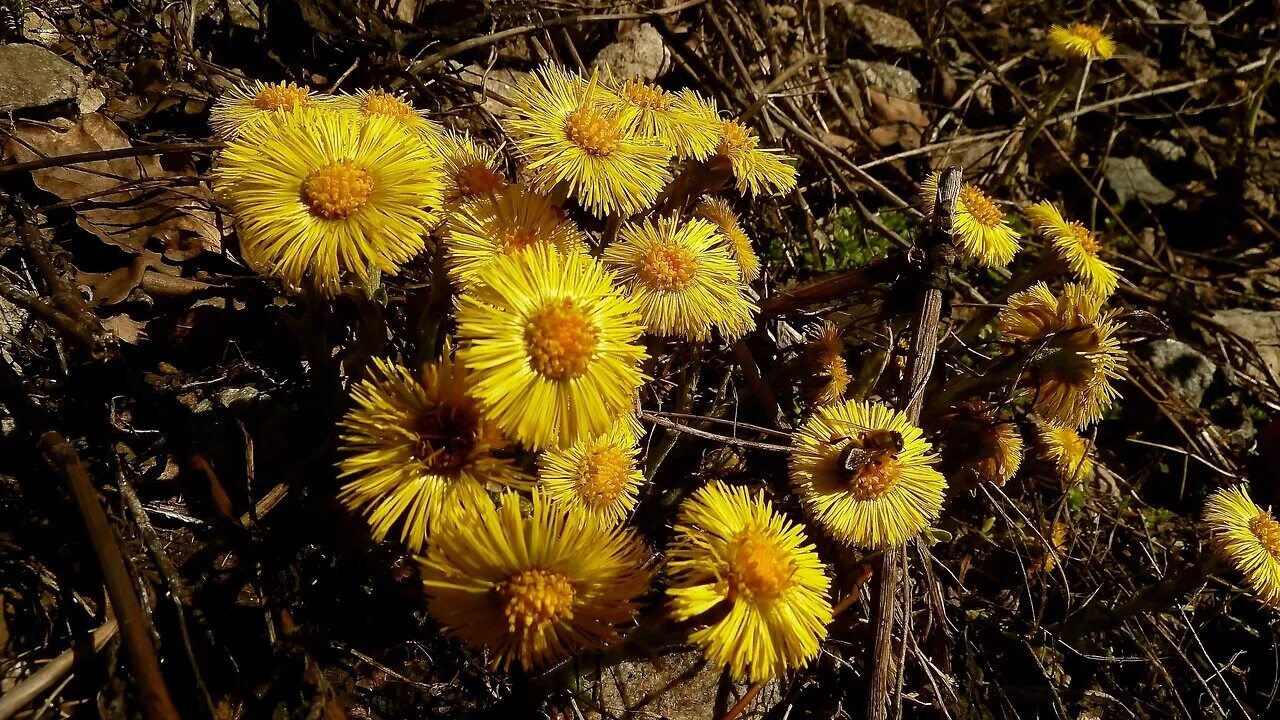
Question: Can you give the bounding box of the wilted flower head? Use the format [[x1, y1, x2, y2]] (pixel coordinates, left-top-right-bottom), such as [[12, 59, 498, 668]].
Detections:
[[805, 321, 850, 407], [1026, 201, 1119, 299], [666, 482, 833, 681], [944, 400, 1024, 486], [1204, 485, 1280, 606], [1047, 23, 1116, 61], [920, 171, 1020, 267]]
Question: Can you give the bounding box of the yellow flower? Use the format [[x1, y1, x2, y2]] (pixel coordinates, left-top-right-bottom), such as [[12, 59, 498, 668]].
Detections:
[[920, 171, 1021, 267], [790, 400, 946, 548], [539, 421, 644, 526], [1026, 201, 1119, 299], [998, 283, 1126, 427], [504, 65, 672, 217], [715, 117, 798, 196], [1035, 421, 1094, 480], [336, 356, 526, 551], [808, 321, 850, 406], [603, 216, 757, 341], [946, 400, 1023, 486], [1205, 486, 1280, 606], [456, 246, 649, 449], [1047, 23, 1116, 61], [598, 77, 720, 159], [420, 490, 652, 669], [209, 80, 327, 139], [444, 185, 587, 288], [330, 88, 445, 140], [694, 197, 760, 282], [432, 130, 510, 207], [665, 482, 833, 681], [213, 109, 442, 294]]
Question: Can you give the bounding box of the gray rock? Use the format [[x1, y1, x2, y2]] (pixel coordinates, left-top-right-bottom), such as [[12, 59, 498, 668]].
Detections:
[[587, 651, 778, 720], [830, 3, 923, 51], [0, 44, 85, 113], [1141, 339, 1216, 406], [21, 11, 61, 47], [1213, 309, 1280, 383], [847, 59, 920, 98], [593, 23, 669, 80], [1102, 156, 1176, 207], [217, 386, 261, 408], [1140, 137, 1186, 164]]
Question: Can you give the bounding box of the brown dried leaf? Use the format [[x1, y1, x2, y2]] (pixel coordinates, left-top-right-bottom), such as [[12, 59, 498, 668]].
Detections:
[[102, 314, 147, 344], [2, 113, 223, 259]]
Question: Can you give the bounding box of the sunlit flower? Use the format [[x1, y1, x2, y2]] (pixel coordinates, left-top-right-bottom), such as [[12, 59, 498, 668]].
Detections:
[[1035, 421, 1094, 480], [945, 400, 1023, 486], [1047, 23, 1116, 61], [807, 321, 850, 406], [603, 216, 757, 341], [598, 77, 720, 159], [790, 400, 946, 548], [1026, 201, 1119, 299], [331, 88, 444, 139], [432, 130, 509, 207], [666, 482, 833, 681], [920, 171, 1020, 267], [337, 356, 526, 551], [210, 80, 327, 139], [421, 490, 652, 669], [213, 109, 442, 293], [694, 197, 760, 282], [456, 246, 648, 449], [504, 65, 672, 217], [539, 421, 643, 526], [998, 283, 1126, 427], [715, 117, 797, 196], [1204, 485, 1280, 606], [444, 185, 587, 288]]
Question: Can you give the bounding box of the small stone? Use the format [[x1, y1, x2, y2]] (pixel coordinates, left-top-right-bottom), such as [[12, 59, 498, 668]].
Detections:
[[0, 44, 85, 113], [587, 651, 778, 720], [1140, 137, 1186, 164], [217, 386, 261, 408], [21, 12, 61, 47], [1141, 339, 1216, 406], [829, 3, 923, 52], [1102, 156, 1176, 207], [592, 23, 668, 80], [847, 60, 921, 98]]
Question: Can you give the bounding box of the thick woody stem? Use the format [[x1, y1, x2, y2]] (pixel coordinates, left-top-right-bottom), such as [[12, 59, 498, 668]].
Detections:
[[866, 166, 961, 720]]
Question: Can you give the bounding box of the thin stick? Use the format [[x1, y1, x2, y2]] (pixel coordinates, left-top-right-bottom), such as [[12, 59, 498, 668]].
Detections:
[[0, 619, 119, 720], [639, 412, 791, 453], [0, 142, 224, 177], [866, 166, 960, 720]]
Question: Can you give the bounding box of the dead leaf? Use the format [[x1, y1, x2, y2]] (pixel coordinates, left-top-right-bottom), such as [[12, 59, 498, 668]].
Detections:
[[102, 314, 147, 344], [3, 113, 223, 260], [76, 250, 174, 305]]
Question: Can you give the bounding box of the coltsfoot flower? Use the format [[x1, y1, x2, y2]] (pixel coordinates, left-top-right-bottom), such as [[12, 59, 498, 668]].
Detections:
[[694, 197, 760, 282], [714, 117, 797, 196], [432, 130, 509, 207], [1204, 486, 1280, 606], [1047, 23, 1116, 61], [444, 184, 586, 288], [920, 171, 1021, 267], [1035, 420, 1095, 480], [210, 80, 327, 139], [598, 76, 721, 159], [538, 421, 644, 526], [1026, 201, 1119, 299], [330, 88, 444, 139]]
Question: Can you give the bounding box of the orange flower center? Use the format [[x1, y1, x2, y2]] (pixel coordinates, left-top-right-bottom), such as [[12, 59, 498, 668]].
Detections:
[[575, 446, 632, 508], [1250, 514, 1280, 561], [498, 225, 543, 255], [302, 161, 375, 219], [1067, 223, 1101, 255], [413, 400, 480, 474], [455, 162, 506, 198], [496, 568, 576, 632], [360, 90, 415, 120], [846, 455, 902, 501], [638, 243, 699, 292], [525, 300, 599, 381], [564, 106, 623, 157], [718, 120, 756, 154], [253, 84, 310, 111], [959, 186, 1004, 227], [1069, 24, 1107, 47], [729, 531, 793, 601], [621, 80, 671, 110]]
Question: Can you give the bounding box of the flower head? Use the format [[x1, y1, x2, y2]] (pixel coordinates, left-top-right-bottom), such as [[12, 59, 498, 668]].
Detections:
[[432, 131, 510, 207], [210, 80, 326, 139], [1026, 201, 1119, 299], [807, 322, 850, 406], [421, 490, 652, 669], [337, 356, 526, 551], [945, 400, 1023, 486], [456, 246, 649, 449], [504, 65, 672, 217], [539, 421, 643, 526], [603, 216, 757, 341], [1047, 23, 1115, 61], [597, 77, 721, 160], [213, 109, 442, 293], [331, 89, 444, 140], [1204, 486, 1280, 606], [694, 197, 760, 282], [444, 185, 587, 288], [1035, 421, 1094, 480], [998, 283, 1126, 427], [715, 117, 798, 196], [790, 400, 946, 548], [920, 171, 1020, 267], [666, 482, 833, 681]]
